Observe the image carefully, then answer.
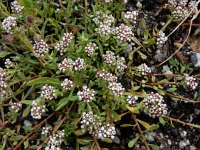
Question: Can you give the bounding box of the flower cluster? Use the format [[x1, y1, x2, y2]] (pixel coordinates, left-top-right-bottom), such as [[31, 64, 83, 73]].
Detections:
[[42, 126, 52, 136], [93, 11, 115, 36], [45, 130, 64, 150], [31, 101, 46, 119], [11, 0, 24, 14], [11, 102, 22, 112], [127, 95, 138, 106], [103, 51, 116, 65], [168, 0, 198, 22], [33, 39, 49, 57], [80, 111, 116, 140], [81, 111, 102, 134], [95, 24, 112, 36], [58, 58, 84, 73], [58, 58, 74, 73], [143, 92, 168, 118], [84, 42, 98, 56], [96, 70, 117, 82], [77, 86, 95, 102], [113, 24, 134, 43], [2, 16, 17, 33], [102, 51, 127, 73], [93, 11, 115, 27], [123, 11, 138, 24], [156, 31, 168, 48], [185, 76, 198, 90], [116, 56, 127, 72], [168, 0, 178, 7], [97, 123, 116, 140], [137, 63, 152, 75], [188, 0, 198, 16], [61, 78, 74, 90], [74, 58, 84, 71], [96, 69, 125, 97], [55, 32, 74, 55], [108, 82, 125, 97], [172, 6, 188, 22], [41, 84, 56, 100], [5, 59, 14, 69], [0, 68, 8, 98]]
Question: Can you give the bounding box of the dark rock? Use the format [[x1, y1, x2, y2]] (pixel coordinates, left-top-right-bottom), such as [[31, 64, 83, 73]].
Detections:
[[171, 128, 179, 138], [194, 108, 200, 115], [170, 100, 179, 109]]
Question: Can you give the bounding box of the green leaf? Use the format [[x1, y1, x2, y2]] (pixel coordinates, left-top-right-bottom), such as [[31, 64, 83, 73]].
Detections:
[[23, 126, 33, 133], [80, 147, 90, 150], [157, 89, 165, 95], [77, 138, 93, 145], [26, 77, 61, 87], [0, 51, 11, 58], [56, 97, 69, 111], [75, 129, 85, 136], [10, 135, 23, 142], [21, 100, 33, 105], [126, 105, 139, 114], [128, 137, 139, 148], [137, 51, 147, 59], [131, 37, 141, 45], [159, 117, 166, 126], [110, 110, 121, 122], [143, 38, 155, 45], [131, 86, 141, 90], [120, 124, 135, 128], [145, 124, 159, 132], [102, 138, 112, 143], [56, 87, 75, 111], [167, 87, 177, 92], [22, 106, 31, 117], [149, 144, 159, 150], [136, 119, 151, 129], [24, 139, 29, 149]]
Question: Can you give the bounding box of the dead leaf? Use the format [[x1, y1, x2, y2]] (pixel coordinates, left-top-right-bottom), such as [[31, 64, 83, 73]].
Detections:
[[187, 35, 200, 53], [174, 42, 188, 64]]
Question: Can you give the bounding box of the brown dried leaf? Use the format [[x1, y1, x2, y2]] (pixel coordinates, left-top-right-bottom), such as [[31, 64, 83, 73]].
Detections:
[[187, 35, 200, 52]]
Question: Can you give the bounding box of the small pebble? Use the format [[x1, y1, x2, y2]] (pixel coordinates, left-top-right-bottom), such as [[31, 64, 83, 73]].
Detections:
[[190, 52, 200, 68], [179, 141, 187, 149], [190, 145, 197, 150], [180, 130, 187, 138], [194, 108, 200, 115], [145, 132, 155, 142], [167, 139, 172, 145], [23, 120, 32, 127], [112, 136, 120, 144]]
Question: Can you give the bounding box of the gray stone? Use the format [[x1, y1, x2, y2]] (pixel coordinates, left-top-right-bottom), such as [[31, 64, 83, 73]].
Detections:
[[23, 120, 32, 127], [190, 52, 200, 68], [194, 108, 200, 115], [167, 139, 172, 145], [112, 136, 120, 144]]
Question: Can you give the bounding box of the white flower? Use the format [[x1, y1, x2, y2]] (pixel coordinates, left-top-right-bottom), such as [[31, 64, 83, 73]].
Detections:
[[61, 78, 73, 90], [77, 86, 95, 102], [11, 1, 24, 14], [33, 39, 49, 57], [41, 84, 56, 100], [2, 16, 17, 33], [143, 92, 168, 118], [74, 58, 84, 71]]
